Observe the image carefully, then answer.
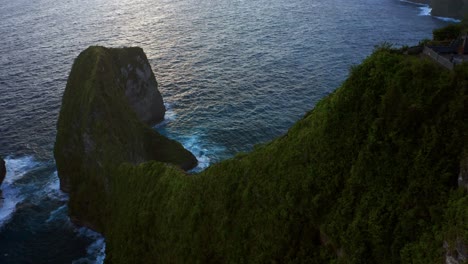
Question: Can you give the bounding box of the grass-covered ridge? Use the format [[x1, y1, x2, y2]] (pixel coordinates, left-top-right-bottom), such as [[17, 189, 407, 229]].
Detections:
[[103, 48, 467, 263], [54, 46, 197, 231]]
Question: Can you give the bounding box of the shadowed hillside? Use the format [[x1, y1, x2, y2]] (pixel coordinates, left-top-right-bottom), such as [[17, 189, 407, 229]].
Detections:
[[103, 46, 467, 263]]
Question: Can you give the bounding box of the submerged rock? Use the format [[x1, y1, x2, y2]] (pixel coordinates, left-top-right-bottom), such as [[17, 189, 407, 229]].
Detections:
[[54, 46, 197, 231]]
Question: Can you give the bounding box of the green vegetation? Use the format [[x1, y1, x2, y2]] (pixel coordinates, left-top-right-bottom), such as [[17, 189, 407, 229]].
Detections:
[[54, 46, 197, 231], [433, 24, 463, 41], [101, 48, 467, 263]]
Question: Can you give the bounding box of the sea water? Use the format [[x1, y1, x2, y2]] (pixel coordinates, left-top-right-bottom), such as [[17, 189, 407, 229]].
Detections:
[[0, 0, 453, 262]]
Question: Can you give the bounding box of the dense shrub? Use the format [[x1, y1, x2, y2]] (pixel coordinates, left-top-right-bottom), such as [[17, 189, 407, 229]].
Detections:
[[103, 49, 467, 263], [433, 24, 463, 41]]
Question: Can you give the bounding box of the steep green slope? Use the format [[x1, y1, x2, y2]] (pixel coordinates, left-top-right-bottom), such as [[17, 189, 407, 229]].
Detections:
[[103, 48, 467, 263], [54, 46, 197, 231]]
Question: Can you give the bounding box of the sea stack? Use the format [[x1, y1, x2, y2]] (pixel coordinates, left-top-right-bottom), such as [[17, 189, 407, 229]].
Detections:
[[54, 46, 197, 231]]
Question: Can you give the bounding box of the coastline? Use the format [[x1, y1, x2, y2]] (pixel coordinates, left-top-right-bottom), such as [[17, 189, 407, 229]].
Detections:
[[0, 0, 461, 263], [400, 0, 429, 6], [400, 0, 462, 22]]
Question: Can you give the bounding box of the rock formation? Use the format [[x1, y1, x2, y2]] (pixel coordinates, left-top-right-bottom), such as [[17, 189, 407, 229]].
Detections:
[[0, 157, 5, 187], [54, 46, 197, 231], [444, 239, 468, 264], [55, 33, 467, 262], [431, 0, 468, 19], [118, 48, 166, 125], [103, 44, 467, 263]]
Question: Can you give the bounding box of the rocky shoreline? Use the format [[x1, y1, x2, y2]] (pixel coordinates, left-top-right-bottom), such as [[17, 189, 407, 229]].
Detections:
[[404, 0, 467, 20]]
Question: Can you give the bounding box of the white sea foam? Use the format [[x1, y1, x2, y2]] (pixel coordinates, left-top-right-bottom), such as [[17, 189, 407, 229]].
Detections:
[[88, 237, 106, 264], [44, 171, 68, 202], [0, 156, 40, 228], [418, 6, 432, 16], [182, 135, 211, 171], [72, 227, 106, 264], [46, 204, 67, 223], [153, 102, 223, 171], [181, 135, 227, 172], [434, 16, 461, 23], [164, 102, 177, 122], [3, 156, 39, 184], [0, 183, 22, 228], [399, 0, 427, 6], [406, 2, 461, 22], [154, 102, 177, 128]]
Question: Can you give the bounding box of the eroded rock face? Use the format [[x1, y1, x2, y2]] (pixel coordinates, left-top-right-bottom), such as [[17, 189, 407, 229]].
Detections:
[[54, 46, 197, 231], [0, 157, 5, 187], [117, 49, 166, 125], [431, 0, 468, 19], [444, 239, 467, 264]]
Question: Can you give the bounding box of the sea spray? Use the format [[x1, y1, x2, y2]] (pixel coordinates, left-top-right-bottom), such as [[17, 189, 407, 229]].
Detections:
[[44, 171, 68, 202], [182, 135, 213, 171], [155, 102, 227, 172], [400, 0, 462, 22], [72, 228, 106, 264], [0, 156, 40, 228], [418, 6, 432, 16], [154, 102, 177, 129], [399, 0, 428, 6], [0, 160, 106, 263], [433, 16, 461, 23]]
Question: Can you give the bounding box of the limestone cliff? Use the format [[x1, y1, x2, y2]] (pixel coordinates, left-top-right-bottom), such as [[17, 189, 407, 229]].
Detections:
[[117, 48, 166, 125], [54, 46, 197, 231], [104, 45, 467, 263], [431, 0, 468, 19], [55, 35, 467, 263], [0, 157, 5, 187]]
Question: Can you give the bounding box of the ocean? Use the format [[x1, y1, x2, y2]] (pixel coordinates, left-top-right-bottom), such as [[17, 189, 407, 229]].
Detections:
[[0, 0, 452, 262]]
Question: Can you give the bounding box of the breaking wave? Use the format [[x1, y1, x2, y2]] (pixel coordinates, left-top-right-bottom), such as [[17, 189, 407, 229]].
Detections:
[[0, 156, 40, 228], [72, 228, 106, 264]]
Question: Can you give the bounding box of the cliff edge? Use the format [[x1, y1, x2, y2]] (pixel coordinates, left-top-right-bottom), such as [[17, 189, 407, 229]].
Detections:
[[104, 46, 467, 263], [55, 35, 467, 262], [54, 46, 197, 231]]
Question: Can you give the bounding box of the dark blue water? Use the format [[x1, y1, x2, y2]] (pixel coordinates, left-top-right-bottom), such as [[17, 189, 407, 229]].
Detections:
[[0, 0, 452, 262]]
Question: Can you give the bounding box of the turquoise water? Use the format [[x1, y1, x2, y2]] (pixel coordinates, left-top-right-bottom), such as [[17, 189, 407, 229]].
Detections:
[[0, 0, 451, 262]]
